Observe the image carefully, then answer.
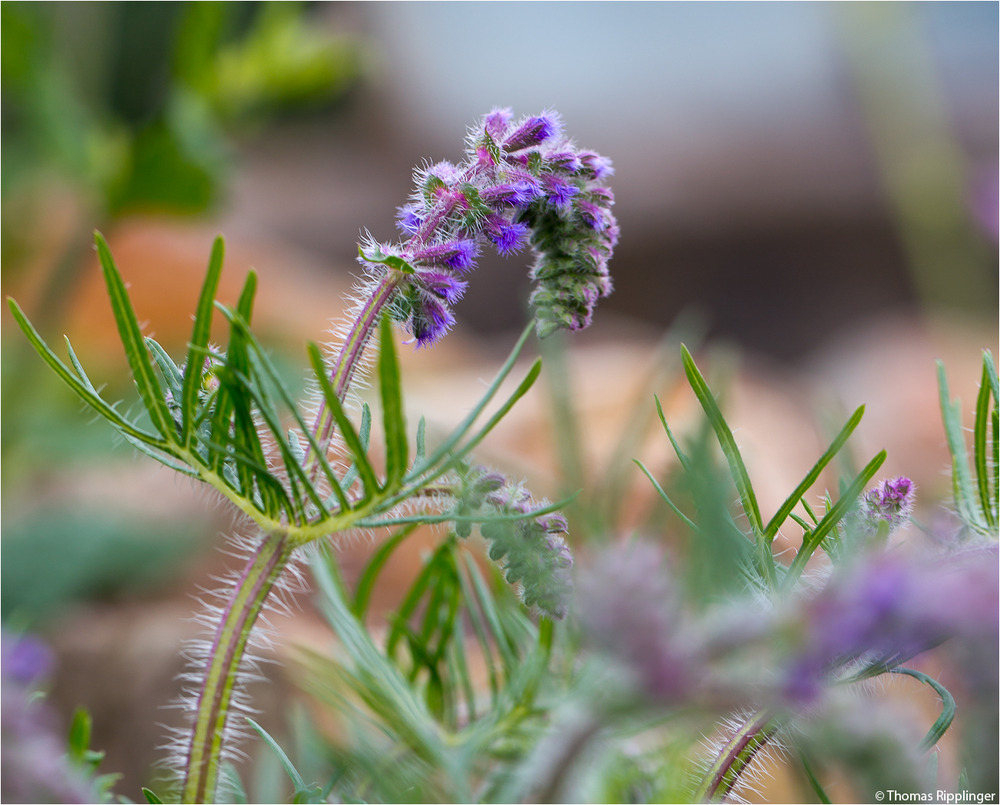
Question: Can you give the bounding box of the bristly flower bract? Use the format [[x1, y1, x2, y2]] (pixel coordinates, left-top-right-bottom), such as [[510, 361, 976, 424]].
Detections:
[[358, 108, 617, 344]]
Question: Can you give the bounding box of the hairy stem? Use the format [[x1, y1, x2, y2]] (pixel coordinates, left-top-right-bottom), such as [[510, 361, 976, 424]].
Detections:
[[694, 710, 781, 803], [182, 531, 293, 804], [308, 273, 403, 475]]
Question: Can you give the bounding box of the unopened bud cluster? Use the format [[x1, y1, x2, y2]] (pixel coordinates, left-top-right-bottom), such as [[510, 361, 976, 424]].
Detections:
[[454, 465, 574, 619], [359, 108, 617, 344]]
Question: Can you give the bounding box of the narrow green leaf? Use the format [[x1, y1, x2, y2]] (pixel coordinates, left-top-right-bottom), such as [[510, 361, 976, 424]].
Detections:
[[67, 707, 91, 763], [141, 787, 164, 804], [440, 358, 541, 471], [308, 343, 379, 501], [7, 299, 165, 445], [415, 417, 427, 465], [221, 310, 351, 513], [93, 232, 174, 441], [145, 337, 184, 398], [462, 554, 517, 672], [182, 235, 225, 444], [973, 356, 997, 529], [353, 524, 420, 618], [937, 361, 981, 526], [410, 323, 534, 477], [378, 315, 408, 488], [456, 555, 500, 699], [763, 406, 865, 543], [785, 449, 887, 586], [655, 394, 693, 473], [246, 717, 310, 795], [891, 667, 956, 750], [634, 459, 700, 532], [681, 345, 763, 536]]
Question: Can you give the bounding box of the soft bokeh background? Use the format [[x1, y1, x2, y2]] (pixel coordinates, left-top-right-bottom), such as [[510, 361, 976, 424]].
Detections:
[[2, 1, 997, 797]]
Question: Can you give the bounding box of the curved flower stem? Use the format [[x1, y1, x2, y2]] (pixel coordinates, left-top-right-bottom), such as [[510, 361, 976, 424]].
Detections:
[[694, 710, 782, 803], [182, 531, 293, 804], [307, 273, 404, 476]]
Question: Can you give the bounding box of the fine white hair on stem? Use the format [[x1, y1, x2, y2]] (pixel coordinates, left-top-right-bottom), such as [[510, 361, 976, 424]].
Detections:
[[158, 529, 309, 791]]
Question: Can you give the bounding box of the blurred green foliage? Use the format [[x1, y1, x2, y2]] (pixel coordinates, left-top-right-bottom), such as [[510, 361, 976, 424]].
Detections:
[[1, 1, 364, 625], [1, 1, 363, 220]]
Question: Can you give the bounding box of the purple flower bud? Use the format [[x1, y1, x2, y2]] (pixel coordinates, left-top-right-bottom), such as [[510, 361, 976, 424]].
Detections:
[[576, 199, 607, 230], [416, 270, 467, 304], [545, 150, 582, 173], [483, 107, 513, 139], [485, 215, 530, 255], [503, 112, 562, 153], [578, 150, 614, 180], [480, 181, 542, 208], [411, 294, 455, 346], [412, 239, 478, 272]]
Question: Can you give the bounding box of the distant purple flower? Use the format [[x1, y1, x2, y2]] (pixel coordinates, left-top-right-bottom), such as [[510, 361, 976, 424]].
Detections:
[[578, 542, 695, 702], [856, 476, 916, 538], [783, 543, 999, 704]]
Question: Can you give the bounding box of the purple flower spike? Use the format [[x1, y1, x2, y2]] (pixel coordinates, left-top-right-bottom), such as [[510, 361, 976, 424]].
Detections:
[[503, 112, 562, 153]]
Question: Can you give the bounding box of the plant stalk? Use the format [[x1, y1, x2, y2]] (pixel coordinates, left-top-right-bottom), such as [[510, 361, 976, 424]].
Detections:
[[182, 530, 293, 804]]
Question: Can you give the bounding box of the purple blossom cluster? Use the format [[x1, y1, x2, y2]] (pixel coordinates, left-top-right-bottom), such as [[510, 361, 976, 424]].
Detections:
[[359, 108, 617, 344], [577, 538, 999, 712], [457, 466, 574, 619]]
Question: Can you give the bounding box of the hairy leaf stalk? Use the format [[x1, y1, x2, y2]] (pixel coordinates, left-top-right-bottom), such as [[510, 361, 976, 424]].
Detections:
[[695, 711, 781, 803], [182, 531, 293, 803]]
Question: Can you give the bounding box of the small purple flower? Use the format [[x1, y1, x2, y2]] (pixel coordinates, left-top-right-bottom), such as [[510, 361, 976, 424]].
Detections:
[[412, 239, 478, 272], [856, 476, 916, 538], [483, 106, 513, 139], [484, 215, 530, 255], [411, 294, 455, 346], [415, 270, 467, 304], [395, 203, 423, 236], [578, 150, 615, 180], [542, 174, 579, 207], [480, 181, 542, 208]]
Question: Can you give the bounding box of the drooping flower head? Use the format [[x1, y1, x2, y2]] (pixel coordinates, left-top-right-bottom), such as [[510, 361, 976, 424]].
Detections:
[[359, 109, 617, 344]]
